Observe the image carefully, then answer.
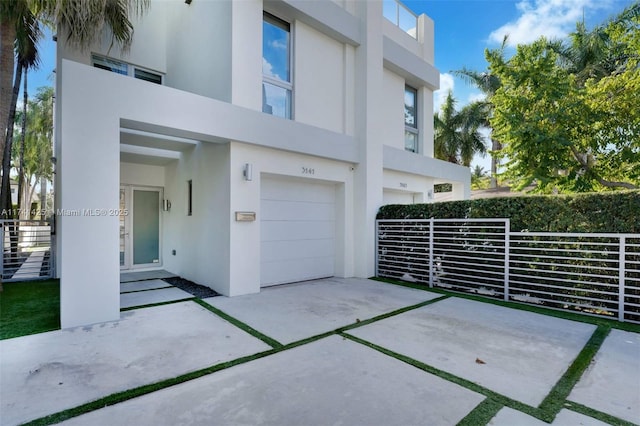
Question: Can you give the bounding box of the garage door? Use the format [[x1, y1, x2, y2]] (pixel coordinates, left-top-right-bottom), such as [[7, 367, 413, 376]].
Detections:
[[261, 176, 335, 287]]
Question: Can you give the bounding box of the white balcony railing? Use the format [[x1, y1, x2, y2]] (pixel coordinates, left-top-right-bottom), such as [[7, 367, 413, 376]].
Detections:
[[382, 0, 418, 39]]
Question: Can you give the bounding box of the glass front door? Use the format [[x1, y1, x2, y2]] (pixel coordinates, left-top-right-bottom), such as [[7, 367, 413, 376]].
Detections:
[[120, 186, 162, 269]]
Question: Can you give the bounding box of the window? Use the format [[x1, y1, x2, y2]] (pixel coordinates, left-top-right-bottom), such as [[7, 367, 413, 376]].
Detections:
[[187, 180, 193, 216], [404, 86, 418, 152], [262, 13, 292, 119], [92, 54, 163, 85]]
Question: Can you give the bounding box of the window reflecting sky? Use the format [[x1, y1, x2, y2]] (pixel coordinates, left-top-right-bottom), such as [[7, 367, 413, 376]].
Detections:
[[262, 18, 290, 82]]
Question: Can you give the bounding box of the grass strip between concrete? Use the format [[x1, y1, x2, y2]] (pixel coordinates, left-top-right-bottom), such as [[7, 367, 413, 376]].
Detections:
[[22, 292, 450, 425], [456, 398, 504, 426], [563, 401, 639, 426], [18, 287, 635, 426], [537, 325, 610, 421], [119, 286, 172, 295], [373, 277, 640, 333], [192, 298, 284, 349], [120, 297, 195, 312], [21, 348, 279, 426], [344, 324, 634, 426], [340, 333, 542, 420]]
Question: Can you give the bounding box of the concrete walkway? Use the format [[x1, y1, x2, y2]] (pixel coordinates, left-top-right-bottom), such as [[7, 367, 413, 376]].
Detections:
[[1, 278, 638, 426]]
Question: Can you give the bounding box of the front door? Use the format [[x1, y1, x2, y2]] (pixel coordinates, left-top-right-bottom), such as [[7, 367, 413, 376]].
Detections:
[[120, 186, 162, 269]]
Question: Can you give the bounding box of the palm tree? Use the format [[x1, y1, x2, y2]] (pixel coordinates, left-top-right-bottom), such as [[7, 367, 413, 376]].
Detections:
[[13, 86, 54, 219], [554, 3, 640, 86], [453, 36, 507, 187], [1, 0, 150, 214], [434, 91, 487, 167], [1, 0, 40, 217]]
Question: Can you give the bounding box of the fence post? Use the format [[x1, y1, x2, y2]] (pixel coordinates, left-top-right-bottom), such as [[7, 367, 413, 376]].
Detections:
[[619, 236, 626, 322], [0, 223, 3, 280], [428, 217, 434, 288], [504, 219, 510, 302], [374, 220, 379, 278]]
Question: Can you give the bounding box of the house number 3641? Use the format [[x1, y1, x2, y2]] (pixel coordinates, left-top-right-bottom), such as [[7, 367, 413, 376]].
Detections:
[[302, 167, 315, 175]]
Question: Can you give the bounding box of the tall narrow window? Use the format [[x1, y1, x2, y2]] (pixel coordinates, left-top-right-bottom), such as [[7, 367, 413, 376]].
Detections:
[[187, 180, 193, 216], [262, 12, 292, 119], [404, 86, 418, 153]]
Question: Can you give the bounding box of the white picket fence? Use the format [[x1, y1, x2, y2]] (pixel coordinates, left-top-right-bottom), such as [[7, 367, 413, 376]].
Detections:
[[376, 218, 640, 323]]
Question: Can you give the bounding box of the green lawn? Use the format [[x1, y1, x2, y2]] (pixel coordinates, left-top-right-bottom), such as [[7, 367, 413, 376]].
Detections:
[[0, 279, 60, 340]]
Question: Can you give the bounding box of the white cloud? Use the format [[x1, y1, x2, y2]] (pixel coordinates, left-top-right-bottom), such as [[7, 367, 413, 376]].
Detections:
[[269, 39, 287, 50], [467, 91, 486, 104], [433, 73, 455, 112], [262, 57, 280, 80], [488, 0, 611, 46]]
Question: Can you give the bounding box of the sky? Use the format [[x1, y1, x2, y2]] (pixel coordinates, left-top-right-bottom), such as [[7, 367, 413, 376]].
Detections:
[[27, 0, 636, 172]]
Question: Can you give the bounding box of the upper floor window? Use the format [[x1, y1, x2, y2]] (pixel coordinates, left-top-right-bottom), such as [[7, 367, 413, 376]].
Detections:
[[262, 13, 292, 119], [404, 86, 418, 152], [92, 54, 163, 85]]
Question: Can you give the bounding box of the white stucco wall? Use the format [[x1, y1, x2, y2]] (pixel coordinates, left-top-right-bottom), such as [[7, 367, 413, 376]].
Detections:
[[162, 143, 231, 295], [294, 21, 346, 133], [383, 169, 432, 204], [55, 1, 459, 328], [231, 0, 262, 110], [56, 1, 167, 73], [165, 0, 232, 102], [381, 68, 405, 151], [228, 142, 354, 295], [120, 162, 165, 187], [383, 189, 414, 205]]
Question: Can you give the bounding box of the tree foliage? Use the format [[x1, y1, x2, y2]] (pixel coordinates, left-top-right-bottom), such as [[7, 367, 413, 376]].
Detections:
[[12, 86, 53, 218], [1, 0, 150, 215], [485, 3, 640, 193], [434, 91, 487, 167]]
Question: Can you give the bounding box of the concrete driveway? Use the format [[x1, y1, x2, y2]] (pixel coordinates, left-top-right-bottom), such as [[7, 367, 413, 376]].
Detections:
[[1, 278, 638, 426]]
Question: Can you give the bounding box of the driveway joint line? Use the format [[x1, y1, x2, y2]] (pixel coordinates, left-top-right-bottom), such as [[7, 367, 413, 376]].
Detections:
[[563, 400, 639, 426], [21, 348, 279, 426], [537, 325, 611, 420], [456, 398, 504, 426], [192, 299, 284, 349], [340, 332, 550, 421], [120, 297, 195, 312]]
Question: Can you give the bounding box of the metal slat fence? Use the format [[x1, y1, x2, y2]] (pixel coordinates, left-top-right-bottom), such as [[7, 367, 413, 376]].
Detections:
[[1, 220, 54, 282], [376, 218, 640, 323]]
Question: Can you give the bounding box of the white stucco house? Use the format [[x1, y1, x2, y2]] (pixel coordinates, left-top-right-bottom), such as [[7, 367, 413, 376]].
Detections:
[[54, 0, 470, 328]]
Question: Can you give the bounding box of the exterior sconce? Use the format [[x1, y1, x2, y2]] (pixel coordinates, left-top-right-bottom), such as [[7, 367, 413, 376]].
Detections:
[[243, 163, 253, 181], [163, 199, 171, 211], [427, 189, 434, 200], [185, 0, 192, 4]]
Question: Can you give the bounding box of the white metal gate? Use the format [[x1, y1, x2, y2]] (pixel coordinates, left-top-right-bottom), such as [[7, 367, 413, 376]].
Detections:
[[376, 218, 640, 323], [1, 220, 54, 282]]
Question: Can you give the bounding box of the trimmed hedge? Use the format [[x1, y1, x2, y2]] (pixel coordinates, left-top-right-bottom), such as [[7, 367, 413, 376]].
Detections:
[[377, 191, 640, 233]]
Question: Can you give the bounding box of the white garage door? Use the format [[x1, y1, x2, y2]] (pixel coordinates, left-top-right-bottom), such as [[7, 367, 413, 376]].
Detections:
[[261, 176, 336, 287]]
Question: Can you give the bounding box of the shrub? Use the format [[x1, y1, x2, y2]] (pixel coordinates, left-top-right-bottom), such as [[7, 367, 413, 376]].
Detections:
[[377, 190, 640, 233]]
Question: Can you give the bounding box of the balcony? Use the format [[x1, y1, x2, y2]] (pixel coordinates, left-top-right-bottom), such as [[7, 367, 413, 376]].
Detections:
[[383, 0, 418, 39]]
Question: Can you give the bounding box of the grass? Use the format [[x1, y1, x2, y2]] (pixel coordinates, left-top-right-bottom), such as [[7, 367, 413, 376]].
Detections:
[[7, 278, 640, 425], [373, 277, 640, 333], [0, 279, 60, 340]]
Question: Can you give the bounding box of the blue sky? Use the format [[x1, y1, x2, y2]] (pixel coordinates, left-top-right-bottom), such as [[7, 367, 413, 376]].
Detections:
[[28, 0, 635, 171]]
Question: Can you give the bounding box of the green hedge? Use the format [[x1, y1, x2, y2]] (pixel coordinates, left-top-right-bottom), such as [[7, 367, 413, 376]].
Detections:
[[377, 191, 640, 233]]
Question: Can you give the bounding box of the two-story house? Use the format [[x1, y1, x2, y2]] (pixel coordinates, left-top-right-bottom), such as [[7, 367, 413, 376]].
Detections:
[[54, 0, 470, 328]]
